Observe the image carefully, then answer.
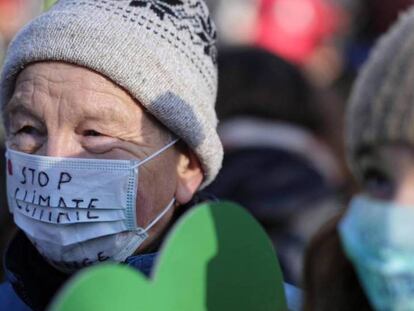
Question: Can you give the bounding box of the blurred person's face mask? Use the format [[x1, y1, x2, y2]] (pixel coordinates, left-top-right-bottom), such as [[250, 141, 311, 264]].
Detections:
[[5, 139, 178, 273], [339, 195, 414, 311]]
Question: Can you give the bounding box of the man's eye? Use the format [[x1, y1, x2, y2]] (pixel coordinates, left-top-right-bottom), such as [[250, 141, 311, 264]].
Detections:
[[83, 130, 102, 137], [15, 125, 40, 135], [362, 168, 394, 200]]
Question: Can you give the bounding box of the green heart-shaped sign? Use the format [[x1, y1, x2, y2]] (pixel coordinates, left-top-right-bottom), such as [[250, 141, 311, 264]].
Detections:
[[49, 202, 288, 311]]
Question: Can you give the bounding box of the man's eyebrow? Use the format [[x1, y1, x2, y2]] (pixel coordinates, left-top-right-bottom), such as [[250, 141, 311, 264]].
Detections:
[[4, 100, 43, 122]]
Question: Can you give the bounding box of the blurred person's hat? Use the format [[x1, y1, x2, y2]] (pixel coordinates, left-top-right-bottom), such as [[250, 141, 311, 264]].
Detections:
[[217, 47, 323, 131], [347, 5, 414, 179]]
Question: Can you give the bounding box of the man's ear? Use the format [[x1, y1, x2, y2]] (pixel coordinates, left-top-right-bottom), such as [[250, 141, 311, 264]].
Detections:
[[175, 143, 204, 205]]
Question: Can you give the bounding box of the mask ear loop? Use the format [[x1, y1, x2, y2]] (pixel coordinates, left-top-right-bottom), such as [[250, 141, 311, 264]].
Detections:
[[132, 138, 179, 234], [143, 198, 176, 233], [133, 138, 180, 168]]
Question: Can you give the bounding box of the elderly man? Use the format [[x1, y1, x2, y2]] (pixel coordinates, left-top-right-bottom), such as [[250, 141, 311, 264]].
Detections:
[[0, 1, 222, 310]]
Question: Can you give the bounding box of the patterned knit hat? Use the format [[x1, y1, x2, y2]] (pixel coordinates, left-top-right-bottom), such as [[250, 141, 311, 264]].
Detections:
[[0, 0, 222, 187], [347, 6, 414, 179]]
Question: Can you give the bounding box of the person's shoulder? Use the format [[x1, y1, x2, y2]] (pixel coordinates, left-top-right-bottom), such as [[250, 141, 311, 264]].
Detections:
[[0, 282, 32, 311]]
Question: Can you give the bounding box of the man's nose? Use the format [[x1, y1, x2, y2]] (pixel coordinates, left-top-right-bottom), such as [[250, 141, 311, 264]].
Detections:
[[393, 173, 414, 207], [41, 133, 81, 158]]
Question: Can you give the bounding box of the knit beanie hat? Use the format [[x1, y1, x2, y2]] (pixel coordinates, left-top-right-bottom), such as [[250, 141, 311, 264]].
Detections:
[[347, 6, 414, 179], [0, 0, 222, 187]]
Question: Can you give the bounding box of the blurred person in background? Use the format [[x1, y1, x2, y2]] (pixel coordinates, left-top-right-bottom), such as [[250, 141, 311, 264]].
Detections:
[[206, 47, 345, 285], [304, 6, 414, 311], [206, 0, 357, 185]]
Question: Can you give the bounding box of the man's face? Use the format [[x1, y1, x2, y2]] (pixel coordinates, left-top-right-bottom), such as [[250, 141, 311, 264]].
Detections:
[[4, 62, 198, 251]]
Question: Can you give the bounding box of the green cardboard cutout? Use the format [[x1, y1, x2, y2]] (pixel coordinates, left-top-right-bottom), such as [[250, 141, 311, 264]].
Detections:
[[49, 202, 288, 311]]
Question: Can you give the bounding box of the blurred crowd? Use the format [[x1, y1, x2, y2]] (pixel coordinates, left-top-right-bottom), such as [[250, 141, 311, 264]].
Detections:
[[207, 0, 414, 289], [1, 0, 414, 310]]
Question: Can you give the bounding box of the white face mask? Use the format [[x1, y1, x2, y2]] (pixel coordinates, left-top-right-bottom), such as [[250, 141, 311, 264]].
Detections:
[[5, 139, 178, 273]]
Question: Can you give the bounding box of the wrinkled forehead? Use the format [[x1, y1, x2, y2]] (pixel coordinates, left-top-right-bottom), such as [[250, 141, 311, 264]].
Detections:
[[11, 61, 131, 101], [2, 62, 169, 138], [2, 62, 126, 125]]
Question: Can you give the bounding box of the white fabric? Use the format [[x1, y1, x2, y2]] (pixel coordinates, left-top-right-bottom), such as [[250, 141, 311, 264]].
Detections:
[[5, 140, 177, 273]]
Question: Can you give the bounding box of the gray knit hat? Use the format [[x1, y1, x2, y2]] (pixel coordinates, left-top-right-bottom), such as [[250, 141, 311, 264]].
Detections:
[[0, 0, 223, 187], [347, 6, 414, 179]]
